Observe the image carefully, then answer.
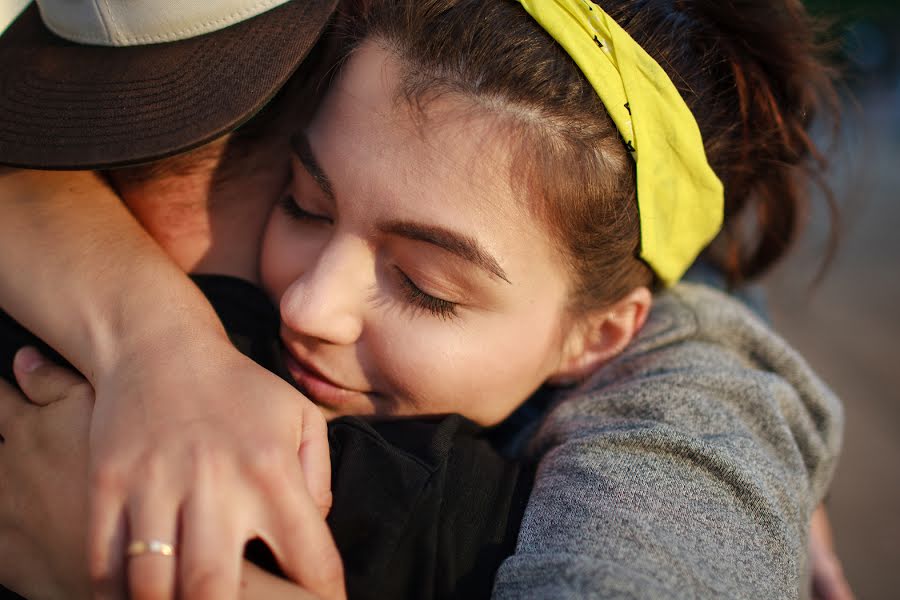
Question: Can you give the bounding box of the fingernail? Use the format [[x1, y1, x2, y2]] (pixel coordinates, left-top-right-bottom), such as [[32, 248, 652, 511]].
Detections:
[[15, 346, 44, 373]]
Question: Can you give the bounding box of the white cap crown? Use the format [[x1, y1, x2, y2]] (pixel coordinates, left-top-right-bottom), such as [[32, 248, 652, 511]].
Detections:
[[36, 0, 292, 46]]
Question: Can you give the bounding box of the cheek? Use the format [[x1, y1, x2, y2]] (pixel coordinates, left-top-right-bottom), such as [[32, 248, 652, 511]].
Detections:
[[260, 213, 321, 301], [371, 308, 565, 425], [259, 214, 295, 300]]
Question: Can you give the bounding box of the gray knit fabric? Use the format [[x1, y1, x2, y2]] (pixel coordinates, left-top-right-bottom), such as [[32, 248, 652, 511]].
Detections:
[[492, 283, 843, 599]]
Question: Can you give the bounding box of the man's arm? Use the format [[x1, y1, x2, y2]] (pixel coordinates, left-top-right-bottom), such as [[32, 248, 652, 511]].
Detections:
[[0, 169, 340, 599], [0, 169, 225, 379]]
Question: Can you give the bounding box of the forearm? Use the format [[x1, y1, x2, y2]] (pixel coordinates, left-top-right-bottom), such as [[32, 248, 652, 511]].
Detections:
[[0, 169, 339, 600], [0, 169, 227, 384]]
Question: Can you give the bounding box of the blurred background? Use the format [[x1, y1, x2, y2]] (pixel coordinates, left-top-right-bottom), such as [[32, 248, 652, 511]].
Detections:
[[1, 0, 898, 597], [767, 1, 900, 599]]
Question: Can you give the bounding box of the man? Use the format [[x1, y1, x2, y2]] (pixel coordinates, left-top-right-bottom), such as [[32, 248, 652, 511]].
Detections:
[[0, 1, 346, 598], [1, 4, 537, 600]]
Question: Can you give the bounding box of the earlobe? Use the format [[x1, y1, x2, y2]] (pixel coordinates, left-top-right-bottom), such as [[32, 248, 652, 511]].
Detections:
[[548, 286, 652, 384]]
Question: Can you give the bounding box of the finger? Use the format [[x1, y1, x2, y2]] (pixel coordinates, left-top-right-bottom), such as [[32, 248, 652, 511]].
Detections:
[[811, 551, 856, 600], [13, 346, 90, 407], [88, 480, 129, 600], [126, 483, 180, 600], [0, 376, 27, 437], [241, 560, 323, 599], [298, 407, 332, 516], [260, 470, 345, 600], [0, 539, 48, 600], [179, 475, 243, 600]]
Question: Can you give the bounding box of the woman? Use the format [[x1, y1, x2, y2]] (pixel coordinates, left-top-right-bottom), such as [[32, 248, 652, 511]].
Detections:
[[0, 0, 844, 597]]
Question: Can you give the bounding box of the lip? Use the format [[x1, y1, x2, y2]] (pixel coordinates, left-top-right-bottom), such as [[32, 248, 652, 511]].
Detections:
[[282, 347, 375, 411]]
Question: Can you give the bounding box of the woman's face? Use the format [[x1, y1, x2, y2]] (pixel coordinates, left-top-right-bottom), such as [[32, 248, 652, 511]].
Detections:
[[260, 42, 576, 425]]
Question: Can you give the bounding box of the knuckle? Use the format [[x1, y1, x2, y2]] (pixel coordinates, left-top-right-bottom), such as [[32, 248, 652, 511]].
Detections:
[[186, 440, 230, 484], [134, 449, 167, 483], [315, 489, 334, 516], [246, 444, 289, 490], [91, 463, 126, 497], [254, 440, 285, 466]]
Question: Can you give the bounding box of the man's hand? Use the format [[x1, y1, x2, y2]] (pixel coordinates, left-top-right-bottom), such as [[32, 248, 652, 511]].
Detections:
[[86, 336, 343, 600], [0, 347, 345, 600], [809, 504, 855, 600], [0, 349, 94, 599]]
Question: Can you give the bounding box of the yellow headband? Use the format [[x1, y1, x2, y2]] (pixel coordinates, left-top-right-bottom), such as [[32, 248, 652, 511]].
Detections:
[[517, 0, 724, 285]]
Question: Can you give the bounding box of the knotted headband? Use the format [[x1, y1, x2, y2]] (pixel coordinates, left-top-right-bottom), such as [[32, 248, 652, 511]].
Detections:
[[517, 0, 724, 285]]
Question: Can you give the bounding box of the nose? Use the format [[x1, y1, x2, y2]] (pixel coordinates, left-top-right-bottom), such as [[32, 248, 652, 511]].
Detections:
[[279, 235, 371, 346]]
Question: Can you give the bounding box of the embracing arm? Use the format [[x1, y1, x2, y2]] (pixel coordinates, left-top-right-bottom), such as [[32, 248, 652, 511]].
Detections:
[[0, 169, 226, 380], [0, 169, 340, 598]]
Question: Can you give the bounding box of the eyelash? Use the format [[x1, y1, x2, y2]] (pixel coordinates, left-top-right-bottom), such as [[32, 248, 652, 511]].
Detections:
[[278, 193, 332, 223], [278, 192, 458, 320], [396, 267, 458, 320]]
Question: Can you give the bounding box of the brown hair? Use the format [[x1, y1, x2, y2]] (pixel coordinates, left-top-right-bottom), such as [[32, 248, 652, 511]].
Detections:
[[338, 0, 838, 310]]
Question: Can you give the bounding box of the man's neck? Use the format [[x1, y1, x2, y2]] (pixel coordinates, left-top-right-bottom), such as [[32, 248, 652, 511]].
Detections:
[[107, 134, 289, 284]]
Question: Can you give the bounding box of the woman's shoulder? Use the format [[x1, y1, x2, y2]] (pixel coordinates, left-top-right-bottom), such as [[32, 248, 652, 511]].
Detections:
[[531, 281, 843, 508], [498, 283, 844, 598], [625, 281, 803, 369], [597, 282, 840, 419]]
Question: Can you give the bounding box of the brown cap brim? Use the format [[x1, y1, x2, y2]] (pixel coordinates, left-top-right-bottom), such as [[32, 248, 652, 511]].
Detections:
[[0, 0, 337, 169]]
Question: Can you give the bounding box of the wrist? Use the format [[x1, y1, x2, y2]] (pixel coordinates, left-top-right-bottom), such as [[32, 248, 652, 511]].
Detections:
[[0, 169, 229, 385], [91, 307, 232, 390]]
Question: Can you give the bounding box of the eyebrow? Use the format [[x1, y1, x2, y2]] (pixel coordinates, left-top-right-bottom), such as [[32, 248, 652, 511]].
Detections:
[[290, 132, 335, 201], [290, 133, 510, 284], [380, 220, 511, 284]]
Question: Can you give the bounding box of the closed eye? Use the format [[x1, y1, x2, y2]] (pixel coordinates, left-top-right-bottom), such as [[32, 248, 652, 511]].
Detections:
[[278, 193, 333, 224], [395, 267, 458, 320]]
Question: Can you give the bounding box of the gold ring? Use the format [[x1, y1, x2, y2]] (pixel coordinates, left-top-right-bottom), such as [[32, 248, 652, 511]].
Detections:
[[126, 540, 176, 558]]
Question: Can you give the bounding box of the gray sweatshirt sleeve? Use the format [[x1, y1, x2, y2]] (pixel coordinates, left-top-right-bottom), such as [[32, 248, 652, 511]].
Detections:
[[492, 284, 843, 600]]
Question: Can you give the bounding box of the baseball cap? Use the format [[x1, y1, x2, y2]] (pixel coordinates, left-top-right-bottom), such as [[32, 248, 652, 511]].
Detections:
[[0, 0, 338, 169]]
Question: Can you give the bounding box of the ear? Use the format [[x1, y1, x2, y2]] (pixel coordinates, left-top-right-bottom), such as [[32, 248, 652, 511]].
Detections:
[[548, 286, 652, 384]]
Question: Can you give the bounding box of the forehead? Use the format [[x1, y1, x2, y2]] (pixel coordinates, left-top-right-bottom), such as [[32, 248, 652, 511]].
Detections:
[[309, 41, 557, 260]]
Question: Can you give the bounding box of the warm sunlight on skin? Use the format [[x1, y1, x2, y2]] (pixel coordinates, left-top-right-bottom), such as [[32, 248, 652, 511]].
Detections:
[[260, 42, 588, 425]]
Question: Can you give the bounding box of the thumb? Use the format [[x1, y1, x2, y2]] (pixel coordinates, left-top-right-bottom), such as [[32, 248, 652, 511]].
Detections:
[[299, 406, 333, 517], [13, 346, 90, 407]]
